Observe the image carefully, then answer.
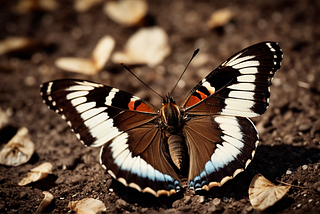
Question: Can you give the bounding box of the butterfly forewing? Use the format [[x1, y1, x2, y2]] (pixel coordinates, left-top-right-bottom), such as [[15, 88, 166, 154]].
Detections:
[[182, 42, 282, 118], [40, 79, 181, 196]]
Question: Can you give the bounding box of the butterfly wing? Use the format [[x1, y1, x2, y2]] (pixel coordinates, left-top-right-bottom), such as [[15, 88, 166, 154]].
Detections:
[[181, 42, 282, 190], [40, 79, 181, 196], [182, 42, 282, 117], [184, 115, 258, 190]]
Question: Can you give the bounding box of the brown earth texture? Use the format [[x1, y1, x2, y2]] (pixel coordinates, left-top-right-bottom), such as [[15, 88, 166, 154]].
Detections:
[[1, 0, 320, 213]]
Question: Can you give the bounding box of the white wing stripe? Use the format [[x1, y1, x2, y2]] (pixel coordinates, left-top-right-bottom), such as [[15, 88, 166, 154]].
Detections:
[[75, 102, 96, 113], [237, 75, 256, 82], [239, 67, 259, 74], [222, 135, 244, 149], [232, 60, 260, 69], [227, 83, 256, 91], [71, 97, 87, 106], [66, 91, 89, 100], [92, 126, 122, 147], [226, 55, 255, 67], [105, 88, 119, 106], [66, 85, 94, 91], [81, 107, 107, 121], [84, 112, 109, 129], [228, 91, 255, 100]]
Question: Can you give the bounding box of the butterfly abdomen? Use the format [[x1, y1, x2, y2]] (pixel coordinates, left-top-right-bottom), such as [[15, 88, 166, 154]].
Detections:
[[168, 134, 185, 171]]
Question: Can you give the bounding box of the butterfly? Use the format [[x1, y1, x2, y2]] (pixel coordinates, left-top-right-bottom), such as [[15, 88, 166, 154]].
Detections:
[[40, 42, 282, 197]]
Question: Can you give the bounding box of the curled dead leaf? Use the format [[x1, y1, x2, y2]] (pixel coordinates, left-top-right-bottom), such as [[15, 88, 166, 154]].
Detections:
[[207, 8, 233, 29], [0, 127, 34, 166], [35, 191, 54, 213], [55, 35, 115, 75], [104, 0, 148, 27], [68, 198, 106, 214], [18, 162, 53, 186], [249, 173, 291, 211], [112, 27, 171, 67]]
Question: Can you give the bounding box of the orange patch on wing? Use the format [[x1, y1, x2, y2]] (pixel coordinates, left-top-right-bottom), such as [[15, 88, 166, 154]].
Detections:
[[136, 103, 154, 112], [197, 90, 208, 100], [128, 101, 154, 113], [185, 95, 201, 108], [128, 101, 135, 110]]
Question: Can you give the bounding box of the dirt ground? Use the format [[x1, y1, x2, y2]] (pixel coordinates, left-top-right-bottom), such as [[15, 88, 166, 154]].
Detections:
[[1, 0, 320, 213]]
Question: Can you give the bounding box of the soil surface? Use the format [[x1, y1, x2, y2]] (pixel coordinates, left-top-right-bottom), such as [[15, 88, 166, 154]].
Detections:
[[1, 0, 320, 213]]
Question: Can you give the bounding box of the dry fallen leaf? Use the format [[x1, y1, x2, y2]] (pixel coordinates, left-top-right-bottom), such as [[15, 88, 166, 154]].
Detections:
[[55, 58, 96, 75], [249, 173, 291, 211], [18, 162, 53, 186], [0, 37, 44, 56], [55, 35, 115, 75], [0, 127, 34, 166], [12, 0, 58, 14], [74, 0, 104, 12], [112, 26, 171, 67], [207, 8, 233, 29], [35, 191, 54, 213], [104, 0, 148, 27], [68, 198, 107, 214]]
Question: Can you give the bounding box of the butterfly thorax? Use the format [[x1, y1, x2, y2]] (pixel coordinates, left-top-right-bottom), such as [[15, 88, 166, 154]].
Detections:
[[160, 96, 186, 171], [160, 96, 183, 132]]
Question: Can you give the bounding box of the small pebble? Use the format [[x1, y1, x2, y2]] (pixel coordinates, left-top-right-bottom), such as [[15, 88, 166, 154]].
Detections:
[[302, 165, 308, 170], [198, 195, 205, 204], [184, 196, 191, 204], [116, 199, 129, 210], [298, 123, 312, 132], [207, 205, 216, 213], [141, 207, 148, 213], [212, 198, 221, 206], [172, 200, 180, 208], [246, 205, 253, 212], [55, 176, 66, 185], [19, 191, 28, 199], [286, 169, 292, 175], [105, 178, 113, 188], [68, 175, 84, 185], [313, 181, 320, 192]]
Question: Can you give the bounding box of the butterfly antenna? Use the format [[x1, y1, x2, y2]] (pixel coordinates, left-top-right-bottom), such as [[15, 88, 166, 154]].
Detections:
[[121, 63, 164, 100], [169, 48, 200, 98]]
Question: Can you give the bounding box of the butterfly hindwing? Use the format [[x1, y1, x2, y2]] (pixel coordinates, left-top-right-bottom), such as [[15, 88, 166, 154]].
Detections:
[[184, 115, 258, 191], [40, 79, 181, 196]]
